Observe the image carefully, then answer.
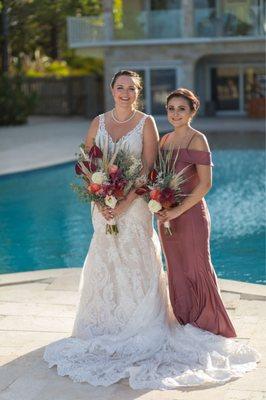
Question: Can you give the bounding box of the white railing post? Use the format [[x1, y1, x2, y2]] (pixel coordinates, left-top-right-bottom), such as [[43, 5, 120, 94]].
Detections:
[[103, 0, 114, 40], [181, 0, 194, 37]]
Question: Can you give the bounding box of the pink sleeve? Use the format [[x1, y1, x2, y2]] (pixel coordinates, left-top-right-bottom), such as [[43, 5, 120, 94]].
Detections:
[[185, 150, 214, 166], [195, 151, 214, 166]]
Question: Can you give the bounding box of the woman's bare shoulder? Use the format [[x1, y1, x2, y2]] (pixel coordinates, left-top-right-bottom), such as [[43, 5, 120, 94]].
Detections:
[[189, 128, 210, 152]]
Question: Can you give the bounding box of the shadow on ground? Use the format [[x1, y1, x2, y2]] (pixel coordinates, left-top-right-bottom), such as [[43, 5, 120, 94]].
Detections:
[[0, 345, 235, 400]]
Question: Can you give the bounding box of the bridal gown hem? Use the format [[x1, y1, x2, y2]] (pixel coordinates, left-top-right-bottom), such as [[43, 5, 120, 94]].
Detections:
[[43, 113, 260, 390]]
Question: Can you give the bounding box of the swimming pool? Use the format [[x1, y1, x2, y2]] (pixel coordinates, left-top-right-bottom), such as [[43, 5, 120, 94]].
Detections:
[[0, 150, 265, 284]]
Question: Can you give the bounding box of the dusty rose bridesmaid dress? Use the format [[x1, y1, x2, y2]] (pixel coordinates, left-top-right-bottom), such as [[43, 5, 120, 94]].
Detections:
[[158, 134, 236, 338]]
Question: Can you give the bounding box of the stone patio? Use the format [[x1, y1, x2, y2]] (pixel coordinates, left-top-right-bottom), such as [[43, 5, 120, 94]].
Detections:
[[0, 268, 265, 400]]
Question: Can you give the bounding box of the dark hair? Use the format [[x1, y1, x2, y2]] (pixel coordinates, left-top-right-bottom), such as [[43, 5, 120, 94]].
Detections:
[[166, 88, 200, 114], [110, 70, 142, 91]]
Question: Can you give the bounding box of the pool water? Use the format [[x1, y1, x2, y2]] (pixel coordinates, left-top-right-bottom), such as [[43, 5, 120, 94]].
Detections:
[[0, 150, 265, 284]]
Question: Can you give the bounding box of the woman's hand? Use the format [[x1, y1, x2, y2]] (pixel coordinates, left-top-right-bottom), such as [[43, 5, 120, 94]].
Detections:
[[112, 199, 131, 218], [156, 207, 181, 223], [96, 203, 114, 221]]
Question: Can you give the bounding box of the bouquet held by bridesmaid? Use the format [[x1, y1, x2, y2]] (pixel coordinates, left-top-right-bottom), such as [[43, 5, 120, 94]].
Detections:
[[136, 146, 187, 235]]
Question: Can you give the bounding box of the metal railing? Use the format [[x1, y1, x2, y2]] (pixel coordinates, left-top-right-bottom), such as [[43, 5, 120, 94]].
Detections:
[[67, 6, 265, 47], [67, 9, 183, 46], [194, 6, 265, 37], [67, 16, 105, 46]]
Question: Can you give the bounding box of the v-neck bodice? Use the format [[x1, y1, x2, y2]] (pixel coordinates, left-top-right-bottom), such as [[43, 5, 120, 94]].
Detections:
[[95, 113, 148, 158]]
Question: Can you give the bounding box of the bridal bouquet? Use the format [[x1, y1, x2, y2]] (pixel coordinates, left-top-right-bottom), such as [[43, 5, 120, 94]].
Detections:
[[72, 140, 142, 235], [135, 147, 187, 235]]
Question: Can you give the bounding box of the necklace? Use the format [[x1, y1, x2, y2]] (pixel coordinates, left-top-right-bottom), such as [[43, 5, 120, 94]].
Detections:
[[111, 108, 136, 124]]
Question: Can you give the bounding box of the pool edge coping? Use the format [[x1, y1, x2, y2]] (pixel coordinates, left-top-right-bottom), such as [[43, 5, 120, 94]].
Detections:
[[0, 268, 265, 300]]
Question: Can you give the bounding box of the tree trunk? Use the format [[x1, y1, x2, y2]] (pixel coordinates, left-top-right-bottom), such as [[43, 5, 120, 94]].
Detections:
[[50, 23, 59, 59], [1, 0, 9, 73]]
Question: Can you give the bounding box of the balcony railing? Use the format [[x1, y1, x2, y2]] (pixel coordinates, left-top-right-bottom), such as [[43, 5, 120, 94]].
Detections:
[[67, 10, 183, 46], [67, 16, 105, 45], [67, 6, 265, 48], [115, 10, 183, 40], [195, 6, 265, 37]]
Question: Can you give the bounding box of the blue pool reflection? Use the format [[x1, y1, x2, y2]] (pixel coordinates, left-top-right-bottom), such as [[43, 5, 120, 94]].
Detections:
[[0, 150, 265, 284]]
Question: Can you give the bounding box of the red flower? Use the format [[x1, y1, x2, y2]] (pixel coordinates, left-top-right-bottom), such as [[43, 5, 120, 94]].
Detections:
[[90, 183, 102, 193], [150, 189, 161, 201], [109, 168, 122, 182], [113, 187, 124, 198], [108, 165, 119, 174], [75, 163, 82, 175], [88, 145, 103, 158], [115, 179, 127, 189], [161, 200, 173, 209], [83, 161, 97, 172], [148, 169, 158, 183], [135, 187, 149, 195], [159, 188, 175, 207], [102, 183, 113, 196], [75, 161, 97, 175]]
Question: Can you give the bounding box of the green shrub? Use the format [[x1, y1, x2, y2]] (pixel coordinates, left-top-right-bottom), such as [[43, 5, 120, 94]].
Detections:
[[0, 74, 37, 125], [23, 56, 103, 78]]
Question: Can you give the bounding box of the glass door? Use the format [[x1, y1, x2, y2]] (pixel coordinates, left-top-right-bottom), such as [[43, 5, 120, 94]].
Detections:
[[244, 66, 266, 107], [150, 68, 177, 115], [211, 67, 240, 111]]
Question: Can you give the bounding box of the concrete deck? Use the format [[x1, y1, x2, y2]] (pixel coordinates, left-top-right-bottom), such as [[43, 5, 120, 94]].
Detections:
[[0, 116, 264, 176], [0, 268, 265, 400]]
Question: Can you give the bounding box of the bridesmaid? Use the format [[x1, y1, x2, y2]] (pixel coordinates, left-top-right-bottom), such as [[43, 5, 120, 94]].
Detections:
[[157, 88, 236, 338]]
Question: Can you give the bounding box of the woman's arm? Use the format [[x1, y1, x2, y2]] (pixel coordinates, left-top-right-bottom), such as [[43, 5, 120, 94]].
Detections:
[[158, 133, 212, 222], [142, 116, 160, 172], [83, 116, 113, 221], [112, 116, 159, 217], [84, 116, 99, 150], [127, 116, 159, 202]]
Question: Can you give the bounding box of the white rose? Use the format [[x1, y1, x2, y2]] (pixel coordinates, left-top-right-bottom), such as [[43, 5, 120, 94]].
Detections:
[[91, 172, 106, 184], [148, 199, 162, 213], [105, 195, 118, 209]]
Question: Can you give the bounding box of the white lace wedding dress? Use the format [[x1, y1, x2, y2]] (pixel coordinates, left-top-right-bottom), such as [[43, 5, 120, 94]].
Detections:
[[44, 113, 260, 390]]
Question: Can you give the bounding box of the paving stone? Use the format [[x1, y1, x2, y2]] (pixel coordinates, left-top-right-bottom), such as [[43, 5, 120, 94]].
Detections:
[[232, 316, 259, 338], [0, 269, 264, 400], [219, 280, 266, 301], [0, 283, 49, 303], [0, 269, 70, 287], [0, 302, 76, 317], [223, 390, 266, 400], [235, 300, 266, 319], [221, 292, 241, 309], [226, 368, 266, 391], [0, 315, 74, 333], [46, 270, 81, 292], [0, 331, 66, 349]]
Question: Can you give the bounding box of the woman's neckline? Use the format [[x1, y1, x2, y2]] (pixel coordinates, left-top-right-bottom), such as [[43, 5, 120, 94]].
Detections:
[[102, 113, 146, 144], [161, 147, 210, 153]]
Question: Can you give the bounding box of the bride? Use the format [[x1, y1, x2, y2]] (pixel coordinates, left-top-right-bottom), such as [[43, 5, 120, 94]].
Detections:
[[44, 70, 259, 390]]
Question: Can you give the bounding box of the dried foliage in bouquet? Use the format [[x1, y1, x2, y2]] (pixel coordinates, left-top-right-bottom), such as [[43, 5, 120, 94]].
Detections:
[[136, 145, 187, 235], [72, 136, 142, 235]]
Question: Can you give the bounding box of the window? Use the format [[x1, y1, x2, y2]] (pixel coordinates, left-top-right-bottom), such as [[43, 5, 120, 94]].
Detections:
[[151, 69, 176, 114], [209, 64, 265, 113], [151, 0, 181, 10], [211, 67, 240, 111], [244, 66, 266, 110]]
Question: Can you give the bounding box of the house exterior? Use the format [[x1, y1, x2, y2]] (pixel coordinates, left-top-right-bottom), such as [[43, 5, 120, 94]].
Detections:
[[67, 0, 265, 117]]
